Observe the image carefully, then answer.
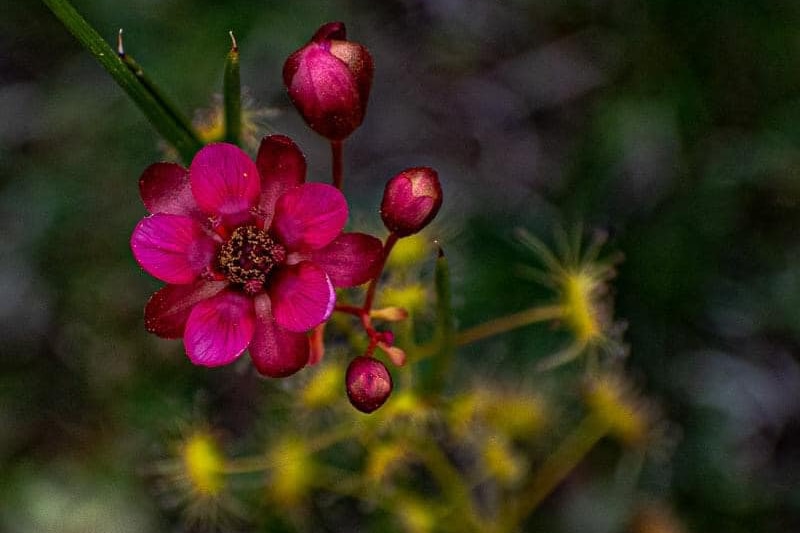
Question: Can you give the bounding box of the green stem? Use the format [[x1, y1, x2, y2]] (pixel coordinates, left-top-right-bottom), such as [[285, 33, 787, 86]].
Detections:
[[419, 247, 456, 394], [411, 437, 485, 531], [221, 424, 356, 475], [117, 30, 198, 147], [223, 31, 241, 145], [434, 247, 455, 361], [499, 413, 611, 531], [455, 305, 565, 347], [42, 0, 203, 163]]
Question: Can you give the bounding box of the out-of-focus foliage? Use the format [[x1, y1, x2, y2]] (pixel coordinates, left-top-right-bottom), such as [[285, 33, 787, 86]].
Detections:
[[2, 1, 800, 532]]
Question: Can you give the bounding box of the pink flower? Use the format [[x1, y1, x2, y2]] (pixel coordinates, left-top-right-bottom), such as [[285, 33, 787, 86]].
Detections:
[[131, 136, 383, 377], [283, 22, 374, 141]]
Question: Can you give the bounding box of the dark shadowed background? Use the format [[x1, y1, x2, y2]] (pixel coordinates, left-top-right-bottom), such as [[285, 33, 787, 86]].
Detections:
[[2, 1, 800, 531]]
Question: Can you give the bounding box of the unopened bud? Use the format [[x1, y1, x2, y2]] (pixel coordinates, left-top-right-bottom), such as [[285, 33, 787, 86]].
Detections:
[[283, 22, 374, 141], [346, 356, 393, 413], [380, 167, 443, 237]]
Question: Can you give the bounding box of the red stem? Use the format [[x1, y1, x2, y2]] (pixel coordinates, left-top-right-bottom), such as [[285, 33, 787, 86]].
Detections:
[[363, 233, 399, 313], [334, 304, 363, 317], [334, 304, 377, 337], [332, 233, 400, 349], [331, 140, 344, 190]]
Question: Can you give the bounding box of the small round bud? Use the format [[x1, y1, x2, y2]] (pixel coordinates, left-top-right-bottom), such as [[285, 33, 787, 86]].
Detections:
[[283, 22, 374, 141], [380, 167, 443, 237], [346, 356, 393, 413]]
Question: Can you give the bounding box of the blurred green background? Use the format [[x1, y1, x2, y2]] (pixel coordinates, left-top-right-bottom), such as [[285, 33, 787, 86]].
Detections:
[[2, 0, 800, 531]]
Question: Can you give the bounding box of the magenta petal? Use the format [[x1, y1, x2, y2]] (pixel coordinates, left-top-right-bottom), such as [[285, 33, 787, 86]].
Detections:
[[130, 214, 216, 284], [270, 261, 335, 332], [139, 162, 201, 217], [189, 143, 260, 220], [144, 280, 227, 339], [184, 290, 255, 367], [256, 135, 306, 227], [249, 294, 310, 377], [272, 183, 348, 251], [311, 232, 383, 287]]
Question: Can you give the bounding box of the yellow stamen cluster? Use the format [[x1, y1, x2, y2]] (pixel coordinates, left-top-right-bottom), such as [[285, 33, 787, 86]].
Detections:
[[301, 363, 342, 408], [366, 442, 409, 483], [380, 285, 427, 316], [377, 390, 431, 426], [193, 93, 278, 150], [483, 435, 527, 487], [396, 497, 437, 533], [562, 271, 602, 344], [516, 226, 621, 370], [268, 437, 313, 507], [450, 387, 547, 439], [584, 373, 654, 448], [181, 431, 225, 497]]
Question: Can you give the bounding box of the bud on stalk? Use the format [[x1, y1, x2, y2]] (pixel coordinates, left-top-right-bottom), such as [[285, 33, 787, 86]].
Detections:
[[346, 356, 393, 413], [380, 167, 443, 237], [283, 22, 374, 141]]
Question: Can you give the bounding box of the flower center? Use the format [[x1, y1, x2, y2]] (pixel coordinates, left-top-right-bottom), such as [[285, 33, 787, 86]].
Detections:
[[217, 225, 286, 292]]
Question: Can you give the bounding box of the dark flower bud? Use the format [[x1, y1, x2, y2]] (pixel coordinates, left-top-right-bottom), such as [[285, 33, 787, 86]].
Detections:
[[283, 22, 374, 141], [345, 356, 392, 413], [380, 167, 443, 237]]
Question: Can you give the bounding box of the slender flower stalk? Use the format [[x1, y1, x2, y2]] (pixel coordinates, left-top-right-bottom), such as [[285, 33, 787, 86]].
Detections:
[[330, 140, 344, 189], [455, 305, 566, 347], [332, 232, 400, 345], [363, 232, 399, 313]]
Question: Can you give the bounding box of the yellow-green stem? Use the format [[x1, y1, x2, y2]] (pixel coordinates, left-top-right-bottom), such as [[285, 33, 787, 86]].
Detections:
[[499, 412, 611, 531], [456, 305, 565, 347], [419, 248, 455, 394], [220, 425, 356, 475], [410, 437, 486, 532]]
